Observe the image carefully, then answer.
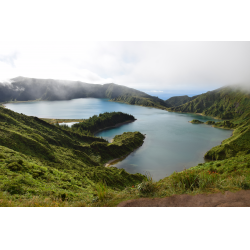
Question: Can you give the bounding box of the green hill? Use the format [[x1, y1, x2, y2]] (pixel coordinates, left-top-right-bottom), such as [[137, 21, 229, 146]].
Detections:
[[165, 95, 199, 107], [0, 106, 145, 205]]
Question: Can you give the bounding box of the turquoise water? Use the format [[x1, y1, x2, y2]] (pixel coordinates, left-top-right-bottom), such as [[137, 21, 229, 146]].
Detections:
[[6, 98, 232, 181]]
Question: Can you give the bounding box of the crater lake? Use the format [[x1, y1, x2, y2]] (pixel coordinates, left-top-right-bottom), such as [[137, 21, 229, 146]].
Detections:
[[5, 98, 232, 181]]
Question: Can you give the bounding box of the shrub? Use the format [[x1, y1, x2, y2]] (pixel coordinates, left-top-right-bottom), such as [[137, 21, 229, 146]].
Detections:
[[137, 172, 157, 195], [95, 182, 108, 201]]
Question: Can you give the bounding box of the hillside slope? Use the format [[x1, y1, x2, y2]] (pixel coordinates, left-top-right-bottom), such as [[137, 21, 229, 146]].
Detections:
[[0, 107, 145, 203]]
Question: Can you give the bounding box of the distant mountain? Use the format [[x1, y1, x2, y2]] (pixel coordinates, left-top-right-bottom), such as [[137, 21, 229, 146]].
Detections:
[[165, 95, 199, 107], [0, 77, 169, 109]]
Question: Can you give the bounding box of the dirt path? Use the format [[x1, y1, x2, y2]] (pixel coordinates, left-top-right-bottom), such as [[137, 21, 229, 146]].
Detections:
[[117, 190, 250, 207]]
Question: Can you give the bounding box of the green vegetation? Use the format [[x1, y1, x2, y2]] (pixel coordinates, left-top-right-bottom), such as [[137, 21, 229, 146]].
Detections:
[[3, 153, 250, 206], [190, 119, 204, 124], [165, 95, 199, 107], [205, 120, 216, 125], [70, 112, 135, 134], [0, 106, 146, 206], [169, 86, 250, 119]]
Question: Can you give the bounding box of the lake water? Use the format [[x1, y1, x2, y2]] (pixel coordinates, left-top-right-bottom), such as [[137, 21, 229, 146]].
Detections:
[[6, 98, 232, 181]]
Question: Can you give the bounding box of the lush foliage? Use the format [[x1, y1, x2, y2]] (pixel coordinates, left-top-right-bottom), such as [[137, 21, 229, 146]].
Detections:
[[71, 112, 135, 134]]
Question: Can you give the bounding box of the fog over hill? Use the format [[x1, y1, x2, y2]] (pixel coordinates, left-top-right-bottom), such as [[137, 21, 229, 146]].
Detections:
[[0, 77, 169, 109]]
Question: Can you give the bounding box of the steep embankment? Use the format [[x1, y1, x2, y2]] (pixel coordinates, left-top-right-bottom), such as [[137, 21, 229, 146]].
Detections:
[[0, 107, 145, 204], [0, 77, 169, 109]]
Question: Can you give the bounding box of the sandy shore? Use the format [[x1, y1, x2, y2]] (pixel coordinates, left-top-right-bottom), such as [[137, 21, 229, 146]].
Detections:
[[104, 156, 126, 167], [93, 119, 136, 135]]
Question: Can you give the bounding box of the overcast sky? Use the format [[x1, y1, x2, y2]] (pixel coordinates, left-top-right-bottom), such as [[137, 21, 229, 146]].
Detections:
[[1, 41, 250, 96]]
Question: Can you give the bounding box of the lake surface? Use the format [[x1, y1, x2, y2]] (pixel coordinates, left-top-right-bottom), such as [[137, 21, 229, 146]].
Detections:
[[6, 98, 232, 181]]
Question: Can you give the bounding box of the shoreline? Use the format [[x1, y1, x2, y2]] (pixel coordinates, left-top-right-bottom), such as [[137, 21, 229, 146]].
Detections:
[[195, 112, 221, 120], [93, 119, 136, 135], [104, 135, 146, 167]]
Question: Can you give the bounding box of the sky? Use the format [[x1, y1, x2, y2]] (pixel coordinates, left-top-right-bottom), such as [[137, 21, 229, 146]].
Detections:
[[1, 41, 250, 98]]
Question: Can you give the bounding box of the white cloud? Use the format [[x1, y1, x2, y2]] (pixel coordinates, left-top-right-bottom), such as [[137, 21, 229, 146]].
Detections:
[[1, 41, 250, 92]]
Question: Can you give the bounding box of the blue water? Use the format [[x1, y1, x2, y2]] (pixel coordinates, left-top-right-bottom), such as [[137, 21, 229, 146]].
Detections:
[[6, 98, 232, 181]]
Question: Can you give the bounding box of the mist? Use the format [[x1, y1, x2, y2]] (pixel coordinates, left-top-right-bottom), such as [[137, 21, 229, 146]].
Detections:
[[1, 41, 250, 94]]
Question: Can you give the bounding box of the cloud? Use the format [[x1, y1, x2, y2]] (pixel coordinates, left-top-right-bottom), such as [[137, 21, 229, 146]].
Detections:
[[0, 51, 18, 67], [1, 41, 250, 92]]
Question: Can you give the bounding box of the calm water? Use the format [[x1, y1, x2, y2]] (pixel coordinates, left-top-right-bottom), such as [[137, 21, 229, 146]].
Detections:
[[6, 98, 232, 181]]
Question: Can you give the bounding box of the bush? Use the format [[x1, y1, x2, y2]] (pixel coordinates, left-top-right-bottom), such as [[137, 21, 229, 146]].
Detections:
[[137, 172, 157, 195]]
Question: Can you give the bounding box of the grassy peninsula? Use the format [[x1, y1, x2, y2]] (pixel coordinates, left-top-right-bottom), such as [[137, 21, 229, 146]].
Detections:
[[69, 112, 135, 135]]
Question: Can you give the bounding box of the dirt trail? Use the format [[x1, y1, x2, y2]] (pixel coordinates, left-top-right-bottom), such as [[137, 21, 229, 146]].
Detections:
[[117, 190, 250, 207]]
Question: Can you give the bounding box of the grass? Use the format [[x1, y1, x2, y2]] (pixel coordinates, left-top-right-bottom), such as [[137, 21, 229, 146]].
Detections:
[[2, 153, 250, 207]]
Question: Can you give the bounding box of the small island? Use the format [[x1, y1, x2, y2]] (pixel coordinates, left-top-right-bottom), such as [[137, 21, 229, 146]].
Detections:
[[189, 119, 204, 124]]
